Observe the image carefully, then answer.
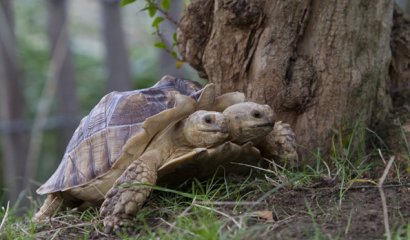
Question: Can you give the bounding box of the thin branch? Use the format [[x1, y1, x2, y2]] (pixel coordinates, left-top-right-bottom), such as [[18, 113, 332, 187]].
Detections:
[[166, 197, 196, 235], [193, 203, 242, 229], [378, 149, 386, 164], [195, 201, 262, 206], [35, 222, 95, 236], [377, 156, 395, 240], [159, 218, 196, 237], [155, 6, 178, 26], [0, 201, 10, 233], [155, 28, 184, 62]]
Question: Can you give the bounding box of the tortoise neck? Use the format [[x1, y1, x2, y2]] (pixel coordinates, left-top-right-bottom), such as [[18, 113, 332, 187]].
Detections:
[[172, 120, 194, 147]]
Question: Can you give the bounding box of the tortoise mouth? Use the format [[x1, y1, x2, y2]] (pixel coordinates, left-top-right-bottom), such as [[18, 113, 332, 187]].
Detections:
[[200, 128, 229, 134], [251, 122, 274, 128]]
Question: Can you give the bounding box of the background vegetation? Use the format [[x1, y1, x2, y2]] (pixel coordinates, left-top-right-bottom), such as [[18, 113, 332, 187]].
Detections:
[[0, 0, 199, 205], [0, 0, 409, 239]]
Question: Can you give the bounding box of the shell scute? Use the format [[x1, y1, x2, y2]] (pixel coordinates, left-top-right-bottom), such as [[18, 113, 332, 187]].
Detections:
[[37, 76, 203, 195]]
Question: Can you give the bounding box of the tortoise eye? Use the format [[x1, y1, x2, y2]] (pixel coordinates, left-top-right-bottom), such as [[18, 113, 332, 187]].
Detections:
[[204, 115, 213, 124], [252, 110, 262, 119]]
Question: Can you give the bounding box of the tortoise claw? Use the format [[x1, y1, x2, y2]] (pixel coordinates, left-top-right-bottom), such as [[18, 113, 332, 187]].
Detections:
[[103, 215, 117, 233], [103, 215, 133, 233]]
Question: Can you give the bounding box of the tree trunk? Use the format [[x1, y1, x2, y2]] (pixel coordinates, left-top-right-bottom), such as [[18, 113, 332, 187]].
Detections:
[[46, 0, 79, 154], [0, 0, 29, 202], [391, 5, 410, 105], [101, 0, 132, 92], [178, 0, 395, 162]]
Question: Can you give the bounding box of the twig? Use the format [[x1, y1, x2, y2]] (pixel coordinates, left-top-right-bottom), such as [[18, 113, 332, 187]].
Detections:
[[378, 149, 386, 164], [0, 201, 10, 233], [193, 203, 242, 229], [154, 5, 179, 26], [155, 28, 184, 62], [195, 201, 261, 206], [159, 218, 196, 236], [271, 215, 297, 230], [35, 222, 95, 236], [18, 225, 30, 236], [164, 197, 197, 235], [377, 156, 395, 240], [231, 162, 276, 174]]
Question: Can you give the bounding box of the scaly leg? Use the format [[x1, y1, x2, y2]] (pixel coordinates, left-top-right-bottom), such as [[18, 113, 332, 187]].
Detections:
[[100, 151, 159, 233], [33, 193, 65, 221], [258, 121, 299, 167]]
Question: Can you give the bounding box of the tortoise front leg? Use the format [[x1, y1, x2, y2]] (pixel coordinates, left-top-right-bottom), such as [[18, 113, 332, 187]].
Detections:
[[100, 151, 159, 233], [258, 121, 299, 167]]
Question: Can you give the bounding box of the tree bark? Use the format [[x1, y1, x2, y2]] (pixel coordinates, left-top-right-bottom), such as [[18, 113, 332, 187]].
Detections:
[[390, 5, 410, 106], [0, 0, 29, 202], [101, 0, 132, 92], [178, 0, 394, 162], [46, 0, 79, 154]]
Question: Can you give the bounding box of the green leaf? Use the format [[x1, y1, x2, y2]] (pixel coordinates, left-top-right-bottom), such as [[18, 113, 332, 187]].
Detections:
[[119, 0, 136, 7], [171, 51, 177, 58], [172, 32, 177, 42], [161, 0, 171, 10], [175, 60, 184, 68], [152, 16, 164, 28], [154, 42, 167, 49], [147, 5, 157, 17]]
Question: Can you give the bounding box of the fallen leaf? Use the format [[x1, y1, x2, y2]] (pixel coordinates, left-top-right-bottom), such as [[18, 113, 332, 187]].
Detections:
[[251, 210, 275, 223], [403, 124, 410, 134]]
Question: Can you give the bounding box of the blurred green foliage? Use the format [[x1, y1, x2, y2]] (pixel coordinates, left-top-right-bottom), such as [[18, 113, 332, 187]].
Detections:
[[0, 0, 198, 200]]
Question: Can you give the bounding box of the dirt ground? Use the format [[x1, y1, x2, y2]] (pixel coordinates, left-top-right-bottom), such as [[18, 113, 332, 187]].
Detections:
[[32, 178, 410, 240], [31, 99, 410, 239], [261, 181, 410, 239]]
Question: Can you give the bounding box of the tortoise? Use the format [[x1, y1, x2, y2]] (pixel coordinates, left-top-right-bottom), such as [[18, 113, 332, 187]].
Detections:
[[155, 76, 296, 165], [146, 77, 297, 170], [33, 76, 245, 231], [157, 101, 298, 185], [34, 76, 297, 231]]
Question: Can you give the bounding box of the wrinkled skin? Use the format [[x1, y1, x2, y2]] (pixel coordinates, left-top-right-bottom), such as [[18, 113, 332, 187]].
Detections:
[[222, 102, 298, 166], [157, 102, 298, 187], [100, 110, 229, 232], [223, 102, 275, 144]]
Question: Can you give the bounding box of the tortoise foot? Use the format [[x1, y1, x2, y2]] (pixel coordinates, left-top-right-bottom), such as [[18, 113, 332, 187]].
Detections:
[[103, 215, 133, 233], [33, 193, 64, 222], [271, 121, 299, 166], [100, 158, 156, 233]]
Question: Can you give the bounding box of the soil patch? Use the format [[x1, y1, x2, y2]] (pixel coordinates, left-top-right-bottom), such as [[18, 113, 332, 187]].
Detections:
[[262, 181, 410, 239]]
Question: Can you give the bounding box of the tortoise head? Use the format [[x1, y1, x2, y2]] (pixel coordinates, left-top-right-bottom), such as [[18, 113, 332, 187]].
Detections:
[[223, 102, 275, 144], [183, 110, 229, 147]]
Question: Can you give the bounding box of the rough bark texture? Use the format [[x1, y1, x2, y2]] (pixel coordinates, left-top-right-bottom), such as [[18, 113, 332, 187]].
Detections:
[[178, 0, 394, 162], [0, 0, 29, 202], [390, 5, 410, 106]]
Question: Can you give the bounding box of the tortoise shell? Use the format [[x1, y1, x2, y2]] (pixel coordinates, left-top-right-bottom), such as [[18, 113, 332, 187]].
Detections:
[[37, 76, 206, 195]]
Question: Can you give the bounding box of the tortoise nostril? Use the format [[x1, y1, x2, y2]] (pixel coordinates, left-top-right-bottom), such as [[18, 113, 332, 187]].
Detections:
[[204, 115, 213, 124], [252, 110, 262, 119]]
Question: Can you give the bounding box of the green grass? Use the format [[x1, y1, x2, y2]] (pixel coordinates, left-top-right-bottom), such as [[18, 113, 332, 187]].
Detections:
[[0, 170, 313, 239], [0, 123, 408, 239]]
